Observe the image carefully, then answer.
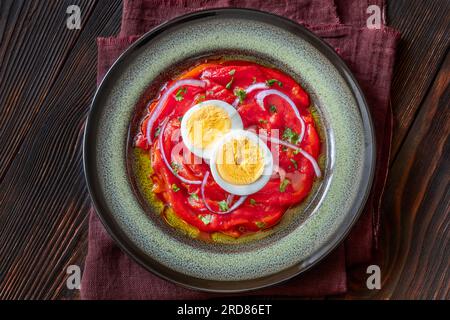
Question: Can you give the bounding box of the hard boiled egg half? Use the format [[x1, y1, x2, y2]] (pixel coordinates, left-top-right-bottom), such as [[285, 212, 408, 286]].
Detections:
[[180, 100, 243, 161], [209, 130, 274, 196]]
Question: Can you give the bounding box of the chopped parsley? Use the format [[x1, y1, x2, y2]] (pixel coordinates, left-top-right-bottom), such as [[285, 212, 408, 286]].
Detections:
[[293, 149, 300, 155], [282, 127, 300, 145], [229, 69, 236, 76], [259, 119, 268, 124], [234, 88, 247, 103], [171, 162, 181, 173], [255, 221, 266, 229], [171, 184, 180, 192], [269, 105, 277, 113], [154, 127, 161, 138], [226, 77, 234, 90], [196, 95, 206, 103], [218, 200, 229, 212], [249, 198, 257, 206], [290, 158, 298, 169], [279, 179, 290, 192], [266, 79, 283, 87], [189, 192, 199, 201], [175, 87, 187, 101], [199, 214, 213, 225]]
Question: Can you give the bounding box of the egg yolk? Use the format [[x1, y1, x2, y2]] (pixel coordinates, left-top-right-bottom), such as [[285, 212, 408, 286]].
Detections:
[[216, 138, 264, 185], [187, 105, 231, 149]]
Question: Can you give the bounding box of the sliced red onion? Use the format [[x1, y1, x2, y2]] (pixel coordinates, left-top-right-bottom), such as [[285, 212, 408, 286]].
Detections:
[[232, 82, 269, 107], [147, 79, 206, 144], [158, 118, 202, 185], [266, 136, 321, 178], [201, 172, 247, 214], [226, 194, 235, 206], [255, 89, 305, 144]]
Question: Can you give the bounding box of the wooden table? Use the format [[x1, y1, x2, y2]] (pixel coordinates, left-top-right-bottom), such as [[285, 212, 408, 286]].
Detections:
[[0, 0, 448, 300]]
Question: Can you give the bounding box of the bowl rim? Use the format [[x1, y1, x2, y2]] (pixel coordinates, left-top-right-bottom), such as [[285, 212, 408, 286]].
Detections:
[[83, 8, 376, 293]]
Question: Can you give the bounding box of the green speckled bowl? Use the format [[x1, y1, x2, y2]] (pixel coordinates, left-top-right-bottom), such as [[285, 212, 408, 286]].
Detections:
[[84, 9, 375, 292]]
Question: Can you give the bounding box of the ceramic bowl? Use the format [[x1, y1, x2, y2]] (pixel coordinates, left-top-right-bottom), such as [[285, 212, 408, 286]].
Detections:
[[83, 8, 375, 292]]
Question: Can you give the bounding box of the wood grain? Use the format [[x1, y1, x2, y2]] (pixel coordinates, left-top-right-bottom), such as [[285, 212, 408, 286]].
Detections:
[[0, 0, 123, 300], [380, 52, 449, 300], [0, 0, 94, 180], [0, 0, 448, 300], [387, 0, 450, 157], [344, 52, 450, 300]]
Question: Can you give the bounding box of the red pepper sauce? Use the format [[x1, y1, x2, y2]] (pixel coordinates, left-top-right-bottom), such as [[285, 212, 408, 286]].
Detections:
[[134, 59, 321, 239]]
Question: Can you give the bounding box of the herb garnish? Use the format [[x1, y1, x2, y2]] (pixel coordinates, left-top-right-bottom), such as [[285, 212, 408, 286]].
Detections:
[[234, 88, 247, 104], [218, 200, 229, 212], [226, 77, 234, 90], [154, 127, 161, 138], [269, 105, 277, 113], [282, 127, 300, 145], [189, 192, 199, 201], [199, 214, 213, 225], [171, 162, 181, 173], [172, 184, 180, 192], [290, 158, 298, 169], [266, 79, 283, 87], [229, 69, 236, 76], [249, 199, 257, 206], [279, 179, 290, 192], [196, 95, 206, 103], [175, 87, 187, 101]]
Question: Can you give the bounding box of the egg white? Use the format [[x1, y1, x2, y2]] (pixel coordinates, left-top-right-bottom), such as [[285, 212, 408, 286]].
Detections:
[[209, 130, 274, 196], [180, 100, 243, 161]]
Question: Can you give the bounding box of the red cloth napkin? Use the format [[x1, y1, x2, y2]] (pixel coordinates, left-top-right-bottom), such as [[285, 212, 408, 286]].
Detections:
[[81, 0, 400, 299]]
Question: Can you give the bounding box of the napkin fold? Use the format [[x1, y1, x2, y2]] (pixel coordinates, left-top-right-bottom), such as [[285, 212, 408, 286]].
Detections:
[[81, 0, 400, 299]]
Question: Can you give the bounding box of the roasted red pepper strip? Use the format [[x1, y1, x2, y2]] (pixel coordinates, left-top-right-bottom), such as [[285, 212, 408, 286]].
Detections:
[[135, 60, 321, 237]]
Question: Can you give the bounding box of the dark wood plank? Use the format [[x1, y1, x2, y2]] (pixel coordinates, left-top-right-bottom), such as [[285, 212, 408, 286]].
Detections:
[[0, 0, 97, 181], [387, 0, 450, 157], [0, 0, 123, 300], [380, 52, 449, 300], [345, 52, 450, 300]]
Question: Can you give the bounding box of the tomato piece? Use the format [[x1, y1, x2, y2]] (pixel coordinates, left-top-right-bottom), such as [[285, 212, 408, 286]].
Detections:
[[179, 62, 221, 79], [205, 84, 236, 104], [201, 65, 265, 89], [302, 123, 321, 157], [291, 85, 310, 108], [237, 102, 269, 127]]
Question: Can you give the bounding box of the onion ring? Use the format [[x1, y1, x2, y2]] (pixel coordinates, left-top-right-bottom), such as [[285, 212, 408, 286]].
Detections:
[[265, 135, 321, 178], [256, 89, 305, 144], [232, 82, 269, 107], [147, 79, 206, 144], [158, 118, 202, 185]]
